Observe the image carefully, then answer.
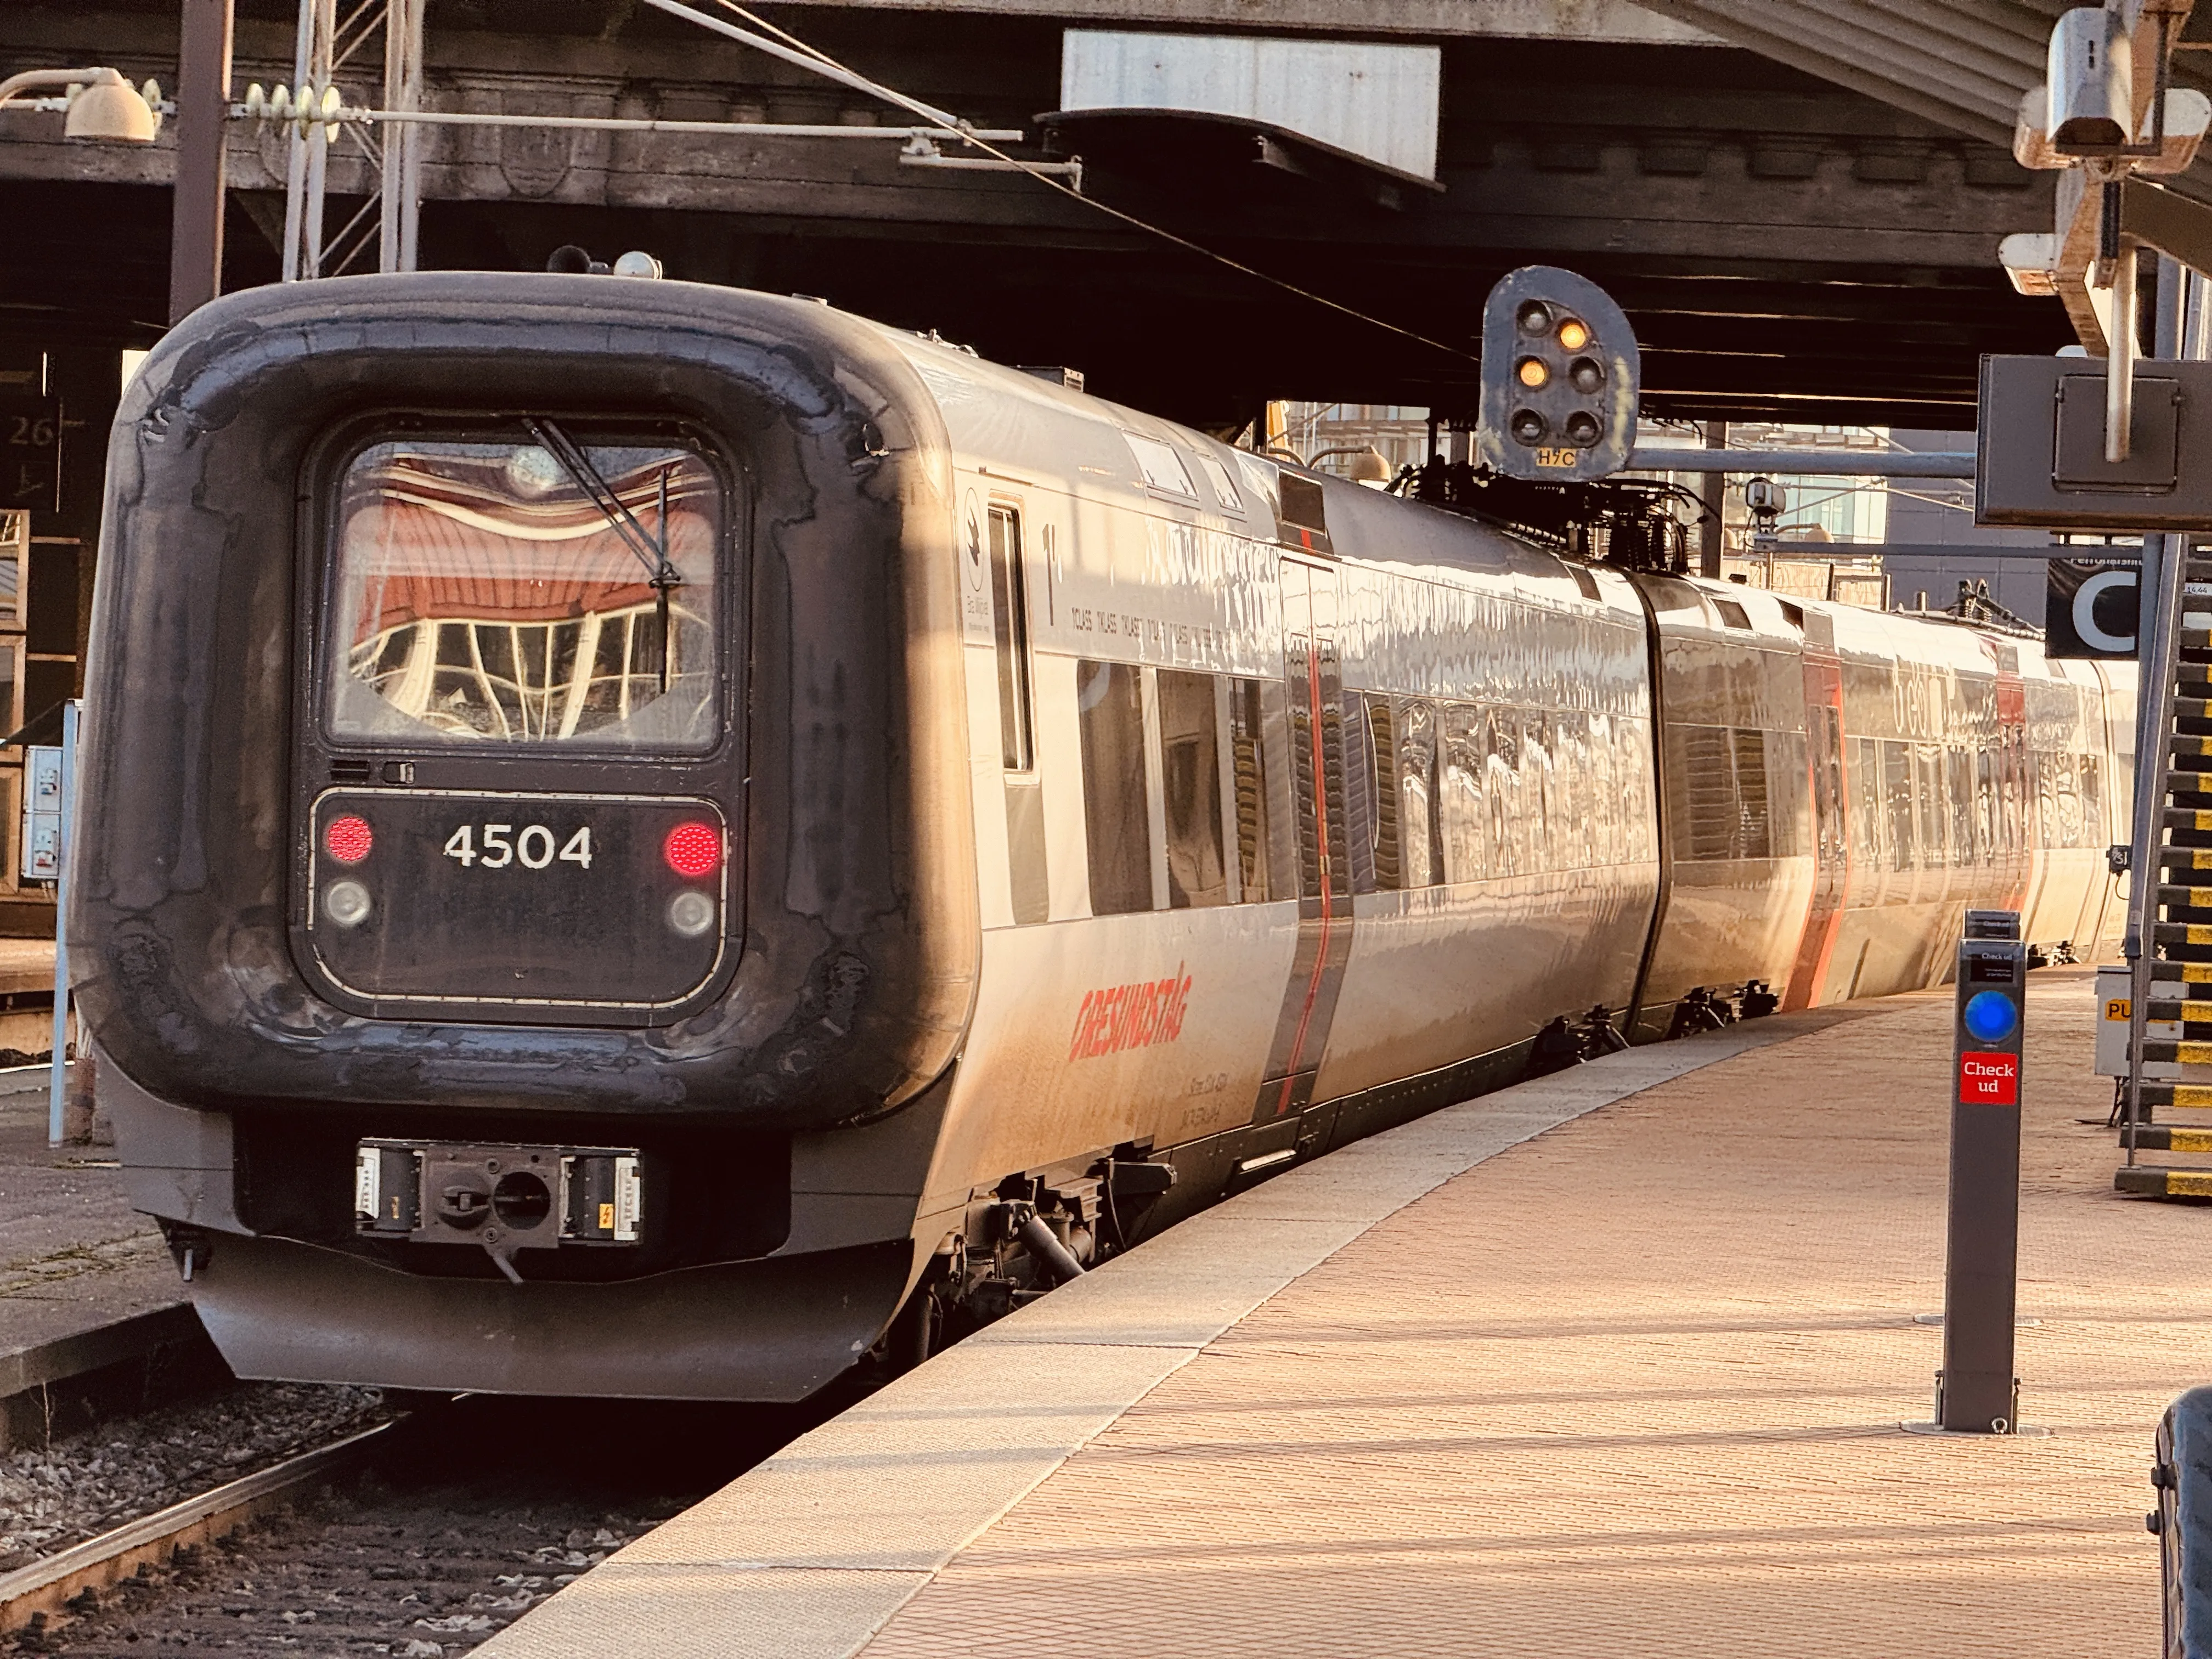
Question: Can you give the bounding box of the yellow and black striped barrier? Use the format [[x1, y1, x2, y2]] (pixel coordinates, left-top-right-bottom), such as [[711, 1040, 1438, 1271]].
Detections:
[[2121, 1126, 2212, 1154], [2137, 1083, 2212, 1113], [2117, 1166, 2212, 1199]]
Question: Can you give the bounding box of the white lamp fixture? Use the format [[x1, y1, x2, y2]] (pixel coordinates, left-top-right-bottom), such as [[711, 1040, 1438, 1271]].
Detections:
[[0, 67, 161, 144]]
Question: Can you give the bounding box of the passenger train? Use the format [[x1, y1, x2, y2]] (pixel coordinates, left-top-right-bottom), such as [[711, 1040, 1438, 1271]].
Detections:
[[74, 273, 2129, 1400]]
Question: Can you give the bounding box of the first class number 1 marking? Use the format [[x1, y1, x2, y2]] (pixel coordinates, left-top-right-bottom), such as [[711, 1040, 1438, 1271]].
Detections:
[[443, 823, 594, 871]]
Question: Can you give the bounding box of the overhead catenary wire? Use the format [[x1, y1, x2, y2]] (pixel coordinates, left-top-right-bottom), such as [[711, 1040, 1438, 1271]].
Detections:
[[640, 0, 1481, 371]]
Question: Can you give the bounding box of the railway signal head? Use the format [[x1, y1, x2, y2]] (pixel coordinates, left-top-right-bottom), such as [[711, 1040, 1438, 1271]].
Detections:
[[1476, 266, 1640, 483]]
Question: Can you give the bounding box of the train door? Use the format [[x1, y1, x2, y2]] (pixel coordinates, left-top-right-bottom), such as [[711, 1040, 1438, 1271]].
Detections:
[[1252, 558, 1354, 1124], [985, 499, 1049, 924], [1783, 610, 1847, 1009]]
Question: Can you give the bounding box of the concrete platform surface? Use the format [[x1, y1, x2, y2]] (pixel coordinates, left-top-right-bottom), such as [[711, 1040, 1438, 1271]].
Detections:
[[484, 966, 2208, 1656], [0, 1070, 189, 1404]]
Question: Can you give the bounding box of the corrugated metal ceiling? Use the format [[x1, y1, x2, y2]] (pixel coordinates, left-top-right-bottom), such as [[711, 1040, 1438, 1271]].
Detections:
[[1634, 1, 2212, 205]]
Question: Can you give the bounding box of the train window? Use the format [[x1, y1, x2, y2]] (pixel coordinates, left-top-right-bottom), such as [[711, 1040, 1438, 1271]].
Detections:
[[1946, 747, 1976, 867], [1526, 714, 1558, 866], [1340, 691, 1378, 894], [1440, 703, 1487, 884], [1731, 729, 1769, 860], [2052, 752, 2084, 847], [1078, 661, 1153, 915], [1366, 698, 1402, 889], [1277, 475, 1332, 555], [1882, 740, 1914, 872], [1914, 745, 1944, 867], [1122, 433, 1196, 498], [1158, 670, 1228, 909], [1568, 565, 1601, 602], [1228, 678, 1276, 902], [1671, 725, 1769, 862], [326, 434, 720, 751], [1395, 698, 1442, 888], [2082, 753, 2104, 847], [1485, 709, 1522, 877], [1193, 453, 1243, 513], [1712, 599, 1751, 630], [1674, 726, 1730, 860], [987, 506, 1034, 771], [1848, 736, 1882, 874], [1812, 708, 1844, 864]]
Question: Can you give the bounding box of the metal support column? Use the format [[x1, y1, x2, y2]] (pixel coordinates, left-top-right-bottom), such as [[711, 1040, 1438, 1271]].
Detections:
[[167, 0, 235, 323], [280, 0, 336, 282], [378, 0, 424, 273], [1698, 420, 1727, 579]]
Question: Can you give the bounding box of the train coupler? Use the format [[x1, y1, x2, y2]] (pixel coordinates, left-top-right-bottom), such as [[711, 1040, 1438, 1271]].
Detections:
[[354, 1139, 645, 1282]]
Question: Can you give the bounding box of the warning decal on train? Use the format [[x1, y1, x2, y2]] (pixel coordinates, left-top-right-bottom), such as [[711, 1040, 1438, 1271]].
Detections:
[[1069, 964, 1192, 1061]]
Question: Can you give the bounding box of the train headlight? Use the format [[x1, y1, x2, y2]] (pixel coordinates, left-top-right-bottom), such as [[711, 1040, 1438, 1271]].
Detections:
[[667, 889, 715, 937], [325, 879, 373, 927]]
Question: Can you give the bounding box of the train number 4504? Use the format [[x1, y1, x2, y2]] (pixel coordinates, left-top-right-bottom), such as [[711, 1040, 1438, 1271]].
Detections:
[[443, 823, 594, 871]]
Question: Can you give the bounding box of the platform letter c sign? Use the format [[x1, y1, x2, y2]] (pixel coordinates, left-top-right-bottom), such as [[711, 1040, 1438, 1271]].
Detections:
[[2045, 558, 2140, 659], [2073, 567, 2136, 654]]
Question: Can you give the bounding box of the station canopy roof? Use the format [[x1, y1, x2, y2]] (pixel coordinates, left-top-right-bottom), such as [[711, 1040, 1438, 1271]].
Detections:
[[1639, 0, 2212, 207]]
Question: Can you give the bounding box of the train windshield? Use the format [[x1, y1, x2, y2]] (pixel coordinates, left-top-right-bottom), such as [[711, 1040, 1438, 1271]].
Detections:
[[325, 433, 720, 751]]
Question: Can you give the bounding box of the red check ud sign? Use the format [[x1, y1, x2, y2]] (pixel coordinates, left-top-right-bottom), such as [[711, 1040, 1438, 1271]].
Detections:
[[1959, 1052, 2019, 1106]]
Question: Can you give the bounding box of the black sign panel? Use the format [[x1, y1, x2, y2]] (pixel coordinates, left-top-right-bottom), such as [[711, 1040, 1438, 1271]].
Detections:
[[304, 788, 730, 1019], [1979, 356, 2212, 531], [0, 394, 60, 514], [2045, 557, 2141, 658]]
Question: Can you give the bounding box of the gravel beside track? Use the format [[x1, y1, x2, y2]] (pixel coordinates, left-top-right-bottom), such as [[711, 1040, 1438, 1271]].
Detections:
[[29, 1392, 852, 1656], [0, 1385, 388, 1570]]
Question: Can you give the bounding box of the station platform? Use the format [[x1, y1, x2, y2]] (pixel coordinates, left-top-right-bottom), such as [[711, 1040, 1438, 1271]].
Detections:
[[485, 967, 2193, 1659], [0, 1063, 205, 1444]]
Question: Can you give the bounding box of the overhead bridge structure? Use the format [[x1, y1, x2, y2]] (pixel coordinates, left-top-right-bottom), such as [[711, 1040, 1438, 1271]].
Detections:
[[0, 0, 2100, 433]]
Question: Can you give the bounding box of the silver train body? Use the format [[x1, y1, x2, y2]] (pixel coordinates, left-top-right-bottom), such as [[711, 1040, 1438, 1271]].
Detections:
[[78, 278, 2128, 1400]]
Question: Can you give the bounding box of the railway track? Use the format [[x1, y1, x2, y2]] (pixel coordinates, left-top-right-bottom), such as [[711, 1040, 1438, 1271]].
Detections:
[[0, 1418, 397, 1644], [9, 1387, 862, 1655]]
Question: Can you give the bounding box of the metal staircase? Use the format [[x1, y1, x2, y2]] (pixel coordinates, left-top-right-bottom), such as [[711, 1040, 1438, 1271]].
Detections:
[[2123, 545, 2212, 1198]]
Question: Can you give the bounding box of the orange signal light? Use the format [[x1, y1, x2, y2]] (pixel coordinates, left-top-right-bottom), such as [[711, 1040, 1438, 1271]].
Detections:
[[1516, 357, 1550, 389], [1556, 317, 1590, 351]]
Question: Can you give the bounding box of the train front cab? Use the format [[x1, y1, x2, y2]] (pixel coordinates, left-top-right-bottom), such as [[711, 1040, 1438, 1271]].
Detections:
[[72, 275, 983, 1401]]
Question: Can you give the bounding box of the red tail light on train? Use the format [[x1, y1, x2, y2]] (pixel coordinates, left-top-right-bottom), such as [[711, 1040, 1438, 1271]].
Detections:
[[324, 814, 374, 865], [663, 821, 723, 879]]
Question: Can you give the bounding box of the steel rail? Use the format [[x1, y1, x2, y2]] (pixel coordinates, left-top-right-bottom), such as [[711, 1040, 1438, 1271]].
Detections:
[[0, 1419, 399, 1636]]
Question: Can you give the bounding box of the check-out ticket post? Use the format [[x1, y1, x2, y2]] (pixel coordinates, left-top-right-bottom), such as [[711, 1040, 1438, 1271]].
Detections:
[[1940, 910, 2029, 1434]]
